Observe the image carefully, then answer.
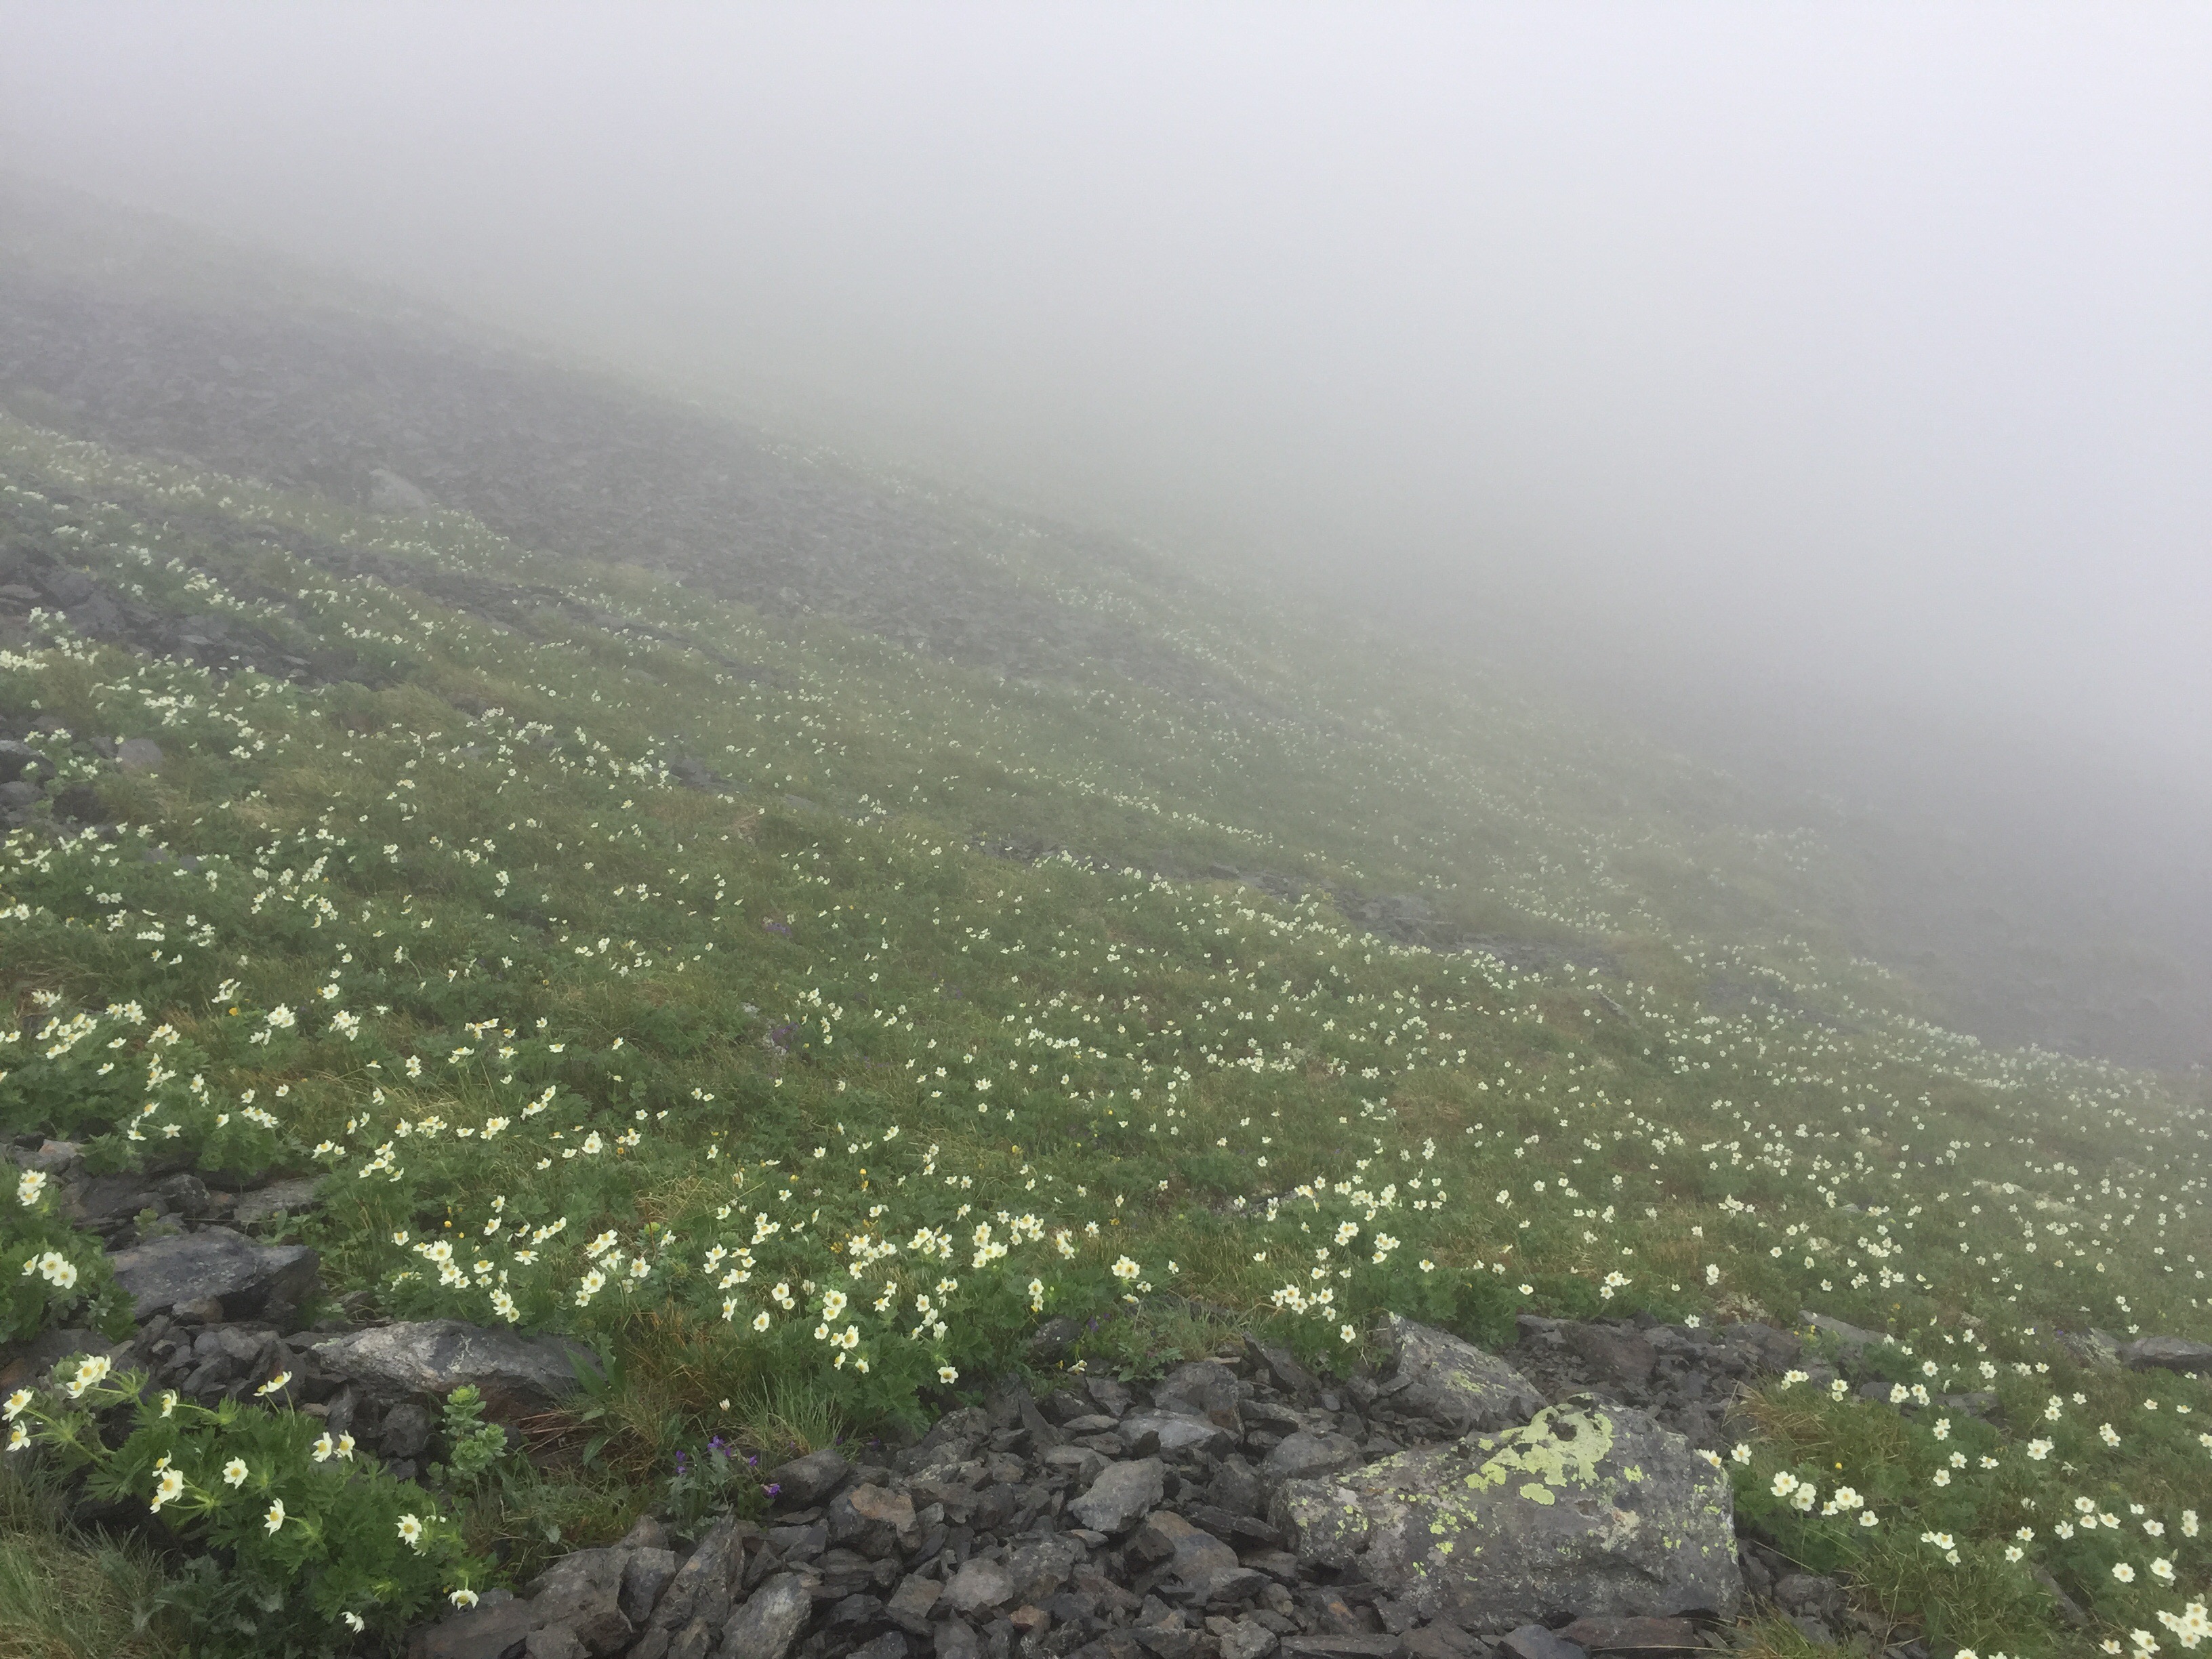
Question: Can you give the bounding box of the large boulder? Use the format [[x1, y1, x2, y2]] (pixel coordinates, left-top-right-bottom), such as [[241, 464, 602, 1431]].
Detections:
[[1271, 1396, 1740, 1629], [108, 1226, 319, 1322], [314, 1319, 596, 1418], [1374, 1315, 1546, 1436]]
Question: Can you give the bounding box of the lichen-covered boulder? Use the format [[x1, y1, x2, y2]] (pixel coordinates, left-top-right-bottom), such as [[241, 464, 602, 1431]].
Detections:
[[1374, 1314, 1547, 1435], [1271, 1395, 1740, 1628]]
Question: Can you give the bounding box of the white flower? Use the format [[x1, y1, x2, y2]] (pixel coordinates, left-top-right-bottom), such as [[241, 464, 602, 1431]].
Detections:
[[397, 1513, 425, 1549], [264, 1499, 287, 1533], [222, 1458, 249, 1488], [66, 1355, 111, 1399]]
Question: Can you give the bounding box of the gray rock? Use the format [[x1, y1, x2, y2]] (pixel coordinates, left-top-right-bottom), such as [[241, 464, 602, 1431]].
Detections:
[[1221, 1619, 1280, 1659], [115, 737, 164, 773], [1069, 1456, 1165, 1533], [943, 1557, 1015, 1615], [1154, 1360, 1244, 1429], [314, 1319, 596, 1418], [853, 1634, 909, 1659], [829, 1482, 919, 1553], [1271, 1396, 1740, 1629], [409, 1594, 536, 1659], [230, 1175, 323, 1229], [2123, 1335, 2212, 1374], [1120, 1412, 1236, 1457], [1797, 1310, 1885, 1357], [1244, 1337, 1318, 1399], [108, 1226, 319, 1322], [1553, 1616, 1697, 1654], [1005, 1536, 1083, 1605], [719, 1574, 812, 1659], [623, 1547, 680, 1625], [765, 1447, 852, 1506], [1559, 1324, 1656, 1387], [1713, 1322, 1800, 1373], [1373, 1315, 1545, 1437], [644, 1517, 748, 1637], [886, 1574, 943, 1635], [1208, 1454, 1267, 1518], [1131, 1511, 1261, 1606], [526, 1629, 588, 1659], [1261, 1431, 1363, 1484], [525, 1546, 633, 1656], [380, 1401, 433, 1460], [936, 1620, 981, 1659], [1278, 1638, 1402, 1659], [1498, 1627, 1585, 1659], [2057, 1328, 2124, 1368]]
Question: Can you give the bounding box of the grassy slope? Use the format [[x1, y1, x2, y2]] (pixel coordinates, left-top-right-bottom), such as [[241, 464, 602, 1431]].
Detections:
[[0, 361, 2207, 1654]]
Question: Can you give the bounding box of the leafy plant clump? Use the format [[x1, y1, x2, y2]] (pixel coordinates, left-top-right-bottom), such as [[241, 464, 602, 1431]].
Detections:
[[5, 1356, 485, 1656]]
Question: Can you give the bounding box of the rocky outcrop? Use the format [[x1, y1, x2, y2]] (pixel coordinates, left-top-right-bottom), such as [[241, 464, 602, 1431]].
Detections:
[[398, 1317, 1799, 1659], [1271, 1397, 1740, 1629]]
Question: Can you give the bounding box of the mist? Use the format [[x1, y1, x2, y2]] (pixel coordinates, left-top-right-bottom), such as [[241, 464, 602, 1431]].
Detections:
[[4, 2, 2210, 1053]]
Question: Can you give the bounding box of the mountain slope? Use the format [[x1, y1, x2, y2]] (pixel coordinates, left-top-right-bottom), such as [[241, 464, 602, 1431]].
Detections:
[[0, 182, 2207, 1658]]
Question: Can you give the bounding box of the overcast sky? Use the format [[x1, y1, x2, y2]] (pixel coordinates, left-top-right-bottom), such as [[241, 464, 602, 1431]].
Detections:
[[4, 1, 2209, 788]]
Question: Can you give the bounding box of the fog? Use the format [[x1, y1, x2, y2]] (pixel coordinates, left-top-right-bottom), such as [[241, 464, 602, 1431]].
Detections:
[[4, 3, 2210, 1054]]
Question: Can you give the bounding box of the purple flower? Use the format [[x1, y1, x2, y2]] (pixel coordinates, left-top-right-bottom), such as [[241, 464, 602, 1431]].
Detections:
[[763, 1482, 782, 1496]]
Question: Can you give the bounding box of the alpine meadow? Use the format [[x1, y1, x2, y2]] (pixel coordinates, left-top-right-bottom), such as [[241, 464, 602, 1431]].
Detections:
[[1, 172, 2209, 1659]]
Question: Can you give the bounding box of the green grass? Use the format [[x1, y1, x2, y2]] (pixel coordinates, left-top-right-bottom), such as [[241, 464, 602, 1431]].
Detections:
[[0, 409, 2207, 1656], [0, 1467, 178, 1659]]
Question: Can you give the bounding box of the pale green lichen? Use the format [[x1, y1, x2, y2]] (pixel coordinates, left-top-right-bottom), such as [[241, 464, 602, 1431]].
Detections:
[[1456, 1401, 1618, 1498]]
